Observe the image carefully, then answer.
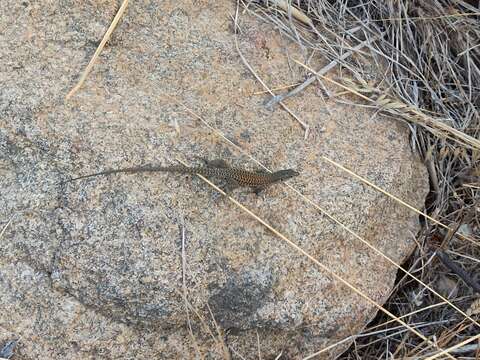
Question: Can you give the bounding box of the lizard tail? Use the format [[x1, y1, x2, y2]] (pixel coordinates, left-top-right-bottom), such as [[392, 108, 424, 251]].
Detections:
[[65, 164, 191, 182]]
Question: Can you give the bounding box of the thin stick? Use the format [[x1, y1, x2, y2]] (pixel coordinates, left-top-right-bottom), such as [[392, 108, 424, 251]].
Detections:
[[233, 8, 310, 139], [357, 11, 480, 22], [174, 288, 218, 348], [252, 82, 303, 95], [180, 222, 203, 358], [256, 330, 262, 360], [303, 336, 354, 359], [65, 0, 129, 100], [266, 0, 313, 26], [265, 33, 384, 109], [205, 303, 231, 360], [0, 217, 13, 239]]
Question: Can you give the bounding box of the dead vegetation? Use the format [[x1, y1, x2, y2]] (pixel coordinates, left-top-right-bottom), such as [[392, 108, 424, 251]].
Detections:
[[243, 0, 480, 358]]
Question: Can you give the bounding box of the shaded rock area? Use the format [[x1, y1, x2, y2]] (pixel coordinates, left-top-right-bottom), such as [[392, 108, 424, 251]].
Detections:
[[0, 0, 428, 358]]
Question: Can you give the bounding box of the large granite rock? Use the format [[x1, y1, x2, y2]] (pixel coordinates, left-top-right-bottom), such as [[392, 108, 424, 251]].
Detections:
[[0, 0, 428, 358]]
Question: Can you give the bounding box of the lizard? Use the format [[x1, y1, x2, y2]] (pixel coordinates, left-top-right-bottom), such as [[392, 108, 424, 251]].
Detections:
[[65, 159, 299, 194]]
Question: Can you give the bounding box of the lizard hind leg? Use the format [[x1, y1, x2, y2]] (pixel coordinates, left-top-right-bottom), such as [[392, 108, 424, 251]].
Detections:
[[206, 159, 230, 168], [195, 155, 230, 169], [222, 179, 240, 195], [194, 156, 229, 169], [253, 185, 266, 195]]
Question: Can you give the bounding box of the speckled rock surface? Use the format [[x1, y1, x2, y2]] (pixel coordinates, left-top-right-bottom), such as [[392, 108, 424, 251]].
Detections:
[[0, 0, 428, 359]]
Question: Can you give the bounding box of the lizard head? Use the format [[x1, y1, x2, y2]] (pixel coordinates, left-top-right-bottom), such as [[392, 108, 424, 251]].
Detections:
[[271, 169, 300, 182]]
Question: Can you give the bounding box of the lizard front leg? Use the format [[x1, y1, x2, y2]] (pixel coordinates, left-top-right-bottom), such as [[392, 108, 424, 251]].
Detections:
[[253, 185, 267, 195], [223, 179, 240, 195]]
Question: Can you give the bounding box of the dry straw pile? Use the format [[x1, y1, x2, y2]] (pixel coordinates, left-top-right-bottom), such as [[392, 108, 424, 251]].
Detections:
[[245, 0, 480, 358]]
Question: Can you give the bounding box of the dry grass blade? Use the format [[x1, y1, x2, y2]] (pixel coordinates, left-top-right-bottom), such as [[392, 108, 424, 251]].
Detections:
[[65, 0, 129, 100], [256, 330, 262, 360], [180, 222, 203, 359], [0, 217, 13, 239], [205, 303, 231, 360], [303, 335, 354, 359], [252, 82, 303, 95], [174, 286, 224, 355], [266, 0, 313, 26]]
